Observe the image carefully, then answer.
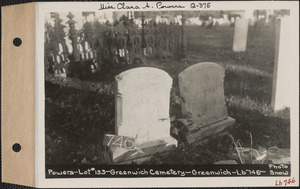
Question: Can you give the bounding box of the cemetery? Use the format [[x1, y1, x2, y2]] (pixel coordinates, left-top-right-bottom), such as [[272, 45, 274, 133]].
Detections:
[[45, 10, 291, 165]]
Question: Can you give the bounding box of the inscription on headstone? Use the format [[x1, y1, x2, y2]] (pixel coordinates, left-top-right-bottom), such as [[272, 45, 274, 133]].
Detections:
[[179, 62, 227, 127], [104, 67, 177, 163], [115, 67, 172, 144], [178, 62, 235, 143]]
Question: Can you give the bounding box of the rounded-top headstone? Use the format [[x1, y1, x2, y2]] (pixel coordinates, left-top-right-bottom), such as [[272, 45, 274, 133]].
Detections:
[[115, 67, 173, 144], [178, 62, 228, 127], [116, 67, 172, 92]]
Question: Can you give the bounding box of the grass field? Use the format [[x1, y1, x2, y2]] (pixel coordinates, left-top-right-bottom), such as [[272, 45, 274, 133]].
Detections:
[[45, 25, 290, 165]]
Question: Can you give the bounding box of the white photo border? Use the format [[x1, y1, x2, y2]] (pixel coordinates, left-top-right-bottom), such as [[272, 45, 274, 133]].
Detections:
[[37, 1, 299, 187]]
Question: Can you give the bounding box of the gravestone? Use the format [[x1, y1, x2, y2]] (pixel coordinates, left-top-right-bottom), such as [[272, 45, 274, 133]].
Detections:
[[178, 62, 235, 143], [233, 19, 248, 52], [103, 67, 177, 163], [257, 18, 266, 30], [271, 17, 294, 111], [214, 21, 220, 30]]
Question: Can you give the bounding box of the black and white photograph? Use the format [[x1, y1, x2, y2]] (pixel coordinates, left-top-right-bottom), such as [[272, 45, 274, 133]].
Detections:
[[39, 1, 298, 187], [1, 1, 298, 188]]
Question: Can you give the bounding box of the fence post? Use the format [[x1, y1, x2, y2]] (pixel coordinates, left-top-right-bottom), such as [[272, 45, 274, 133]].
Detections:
[[48, 13, 69, 76], [67, 12, 81, 61], [141, 12, 147, 50], [180, 14, 187, 62]]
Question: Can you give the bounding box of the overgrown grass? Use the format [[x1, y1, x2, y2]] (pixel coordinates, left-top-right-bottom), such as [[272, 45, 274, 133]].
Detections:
[[45, 25, 289, 165]]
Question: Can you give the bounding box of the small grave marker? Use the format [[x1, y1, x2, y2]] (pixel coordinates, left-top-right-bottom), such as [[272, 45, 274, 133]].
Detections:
[[233, 19, 248, 52], [178, 62, 235, 143]]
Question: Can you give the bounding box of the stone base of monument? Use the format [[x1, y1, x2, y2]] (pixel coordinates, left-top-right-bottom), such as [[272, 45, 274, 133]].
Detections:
[[185, 117, 236, 144], [117, 150, 172, 165], [103, 135, 177, 164]]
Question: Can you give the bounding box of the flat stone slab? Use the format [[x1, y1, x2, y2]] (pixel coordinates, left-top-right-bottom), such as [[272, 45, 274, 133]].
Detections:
[[185, 117, 236, 144], [103, 135, 177, 164]]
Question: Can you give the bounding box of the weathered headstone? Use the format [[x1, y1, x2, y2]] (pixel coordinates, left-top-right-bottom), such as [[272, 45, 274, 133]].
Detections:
[[257, 18, 266, 29], [233, 18, 248, 52], [230, 17, 235, 23], [104, 67, 177, 163], [214, 21, 220, 30], [269, 16, 277, 29], [271, 17, 294, 111], [178, 62, 235, 143]]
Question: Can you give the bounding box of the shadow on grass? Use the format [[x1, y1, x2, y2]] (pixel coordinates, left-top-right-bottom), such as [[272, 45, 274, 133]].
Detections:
[[159, 69, 289, 165], [156, 103, 289, 165], [224, 68, 273, 104], [45, 41, 284, 165], [45, 81, 115, 165], [45, 68, 289, 165], [228, 105, 290, 149]]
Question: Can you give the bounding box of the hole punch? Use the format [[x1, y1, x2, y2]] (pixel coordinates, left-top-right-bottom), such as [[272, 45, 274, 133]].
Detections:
[[12, 143, 21, 152], [13, 37, 22, 47]]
